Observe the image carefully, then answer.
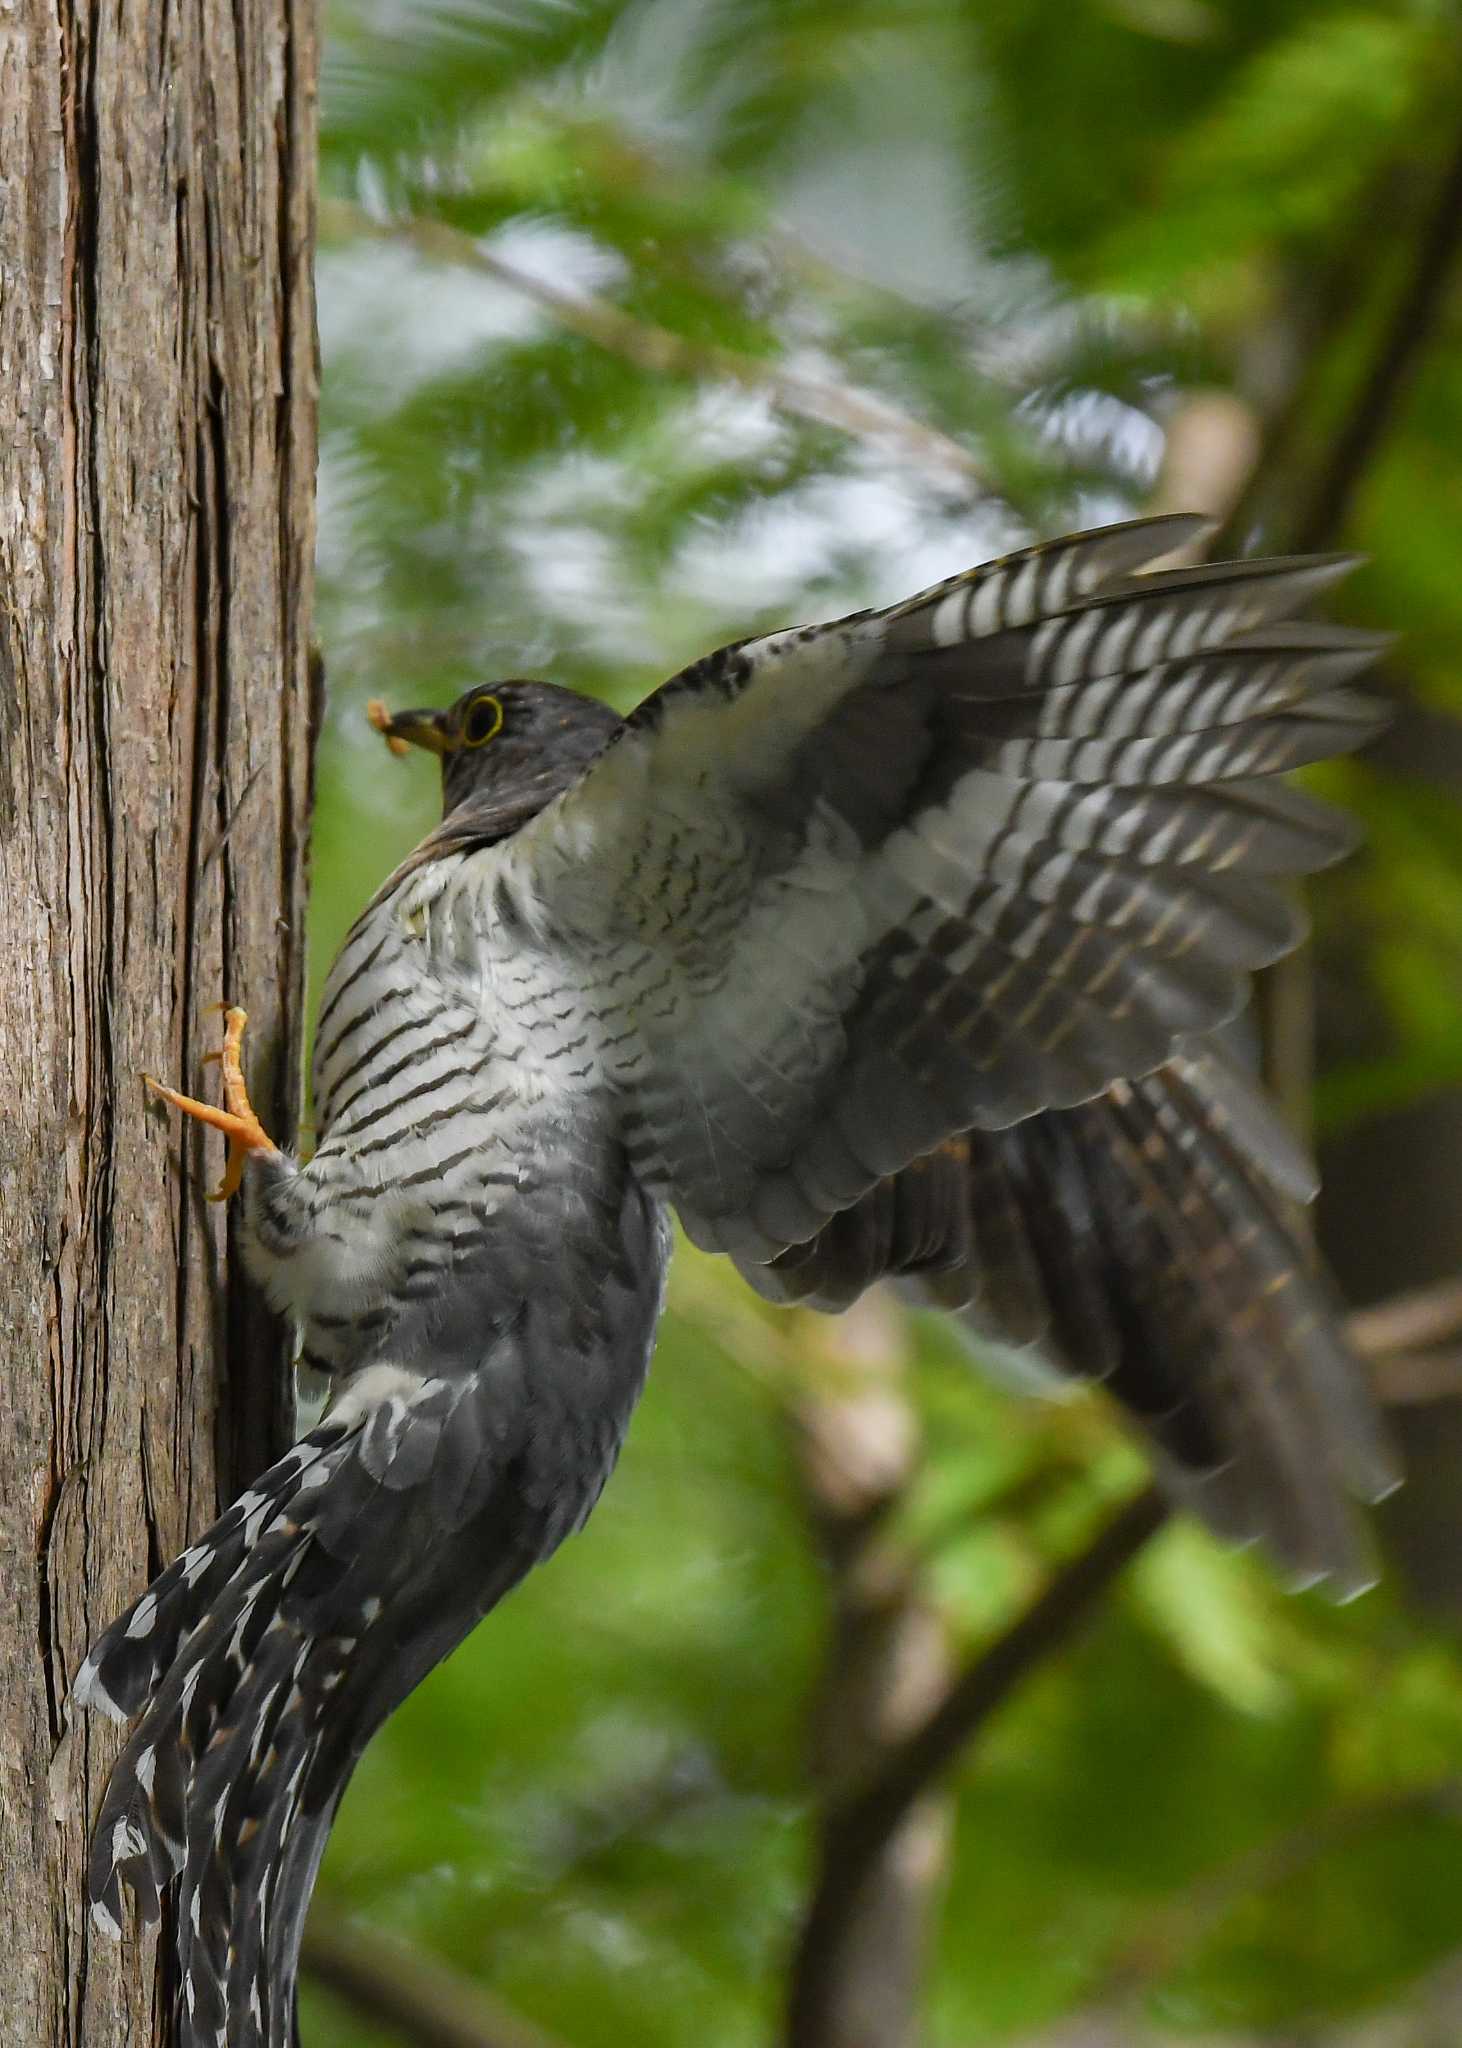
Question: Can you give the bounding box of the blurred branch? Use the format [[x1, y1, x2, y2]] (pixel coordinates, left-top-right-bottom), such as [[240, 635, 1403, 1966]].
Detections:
[[1147, 388, 1263, 542], [1206, 119, 1462, 1130], [1210, 121, 1462, 560], [788, 1299, 954, 2048], [1147, 386, 1316, 1128], [786, 1256, 1462, 2044], [320, 197, 993, 490], [302, 1904, 570, 2048], [1256, 926, 1316, 1144], [1207, 155, 1413, 560], [787, 1483, 1169, 2048], [1373, 1349, 1462, 1406], [1352, 1273, 1462, 1408], [1348, 1274, 1462, 1360], [1293, 118, 1462, 552], [828, 1482, 1170, 1871]]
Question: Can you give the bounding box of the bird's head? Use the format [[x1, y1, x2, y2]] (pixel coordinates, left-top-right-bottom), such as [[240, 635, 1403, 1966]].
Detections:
[[368, 679, 624, 827]]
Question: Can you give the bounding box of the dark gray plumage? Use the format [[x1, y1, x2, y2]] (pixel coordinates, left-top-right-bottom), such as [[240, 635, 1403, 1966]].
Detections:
[[76, 515, 1394, 2047]]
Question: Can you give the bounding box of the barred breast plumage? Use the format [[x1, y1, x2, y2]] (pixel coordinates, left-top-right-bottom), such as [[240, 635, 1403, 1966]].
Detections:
[[278, 844, 642, 1375]]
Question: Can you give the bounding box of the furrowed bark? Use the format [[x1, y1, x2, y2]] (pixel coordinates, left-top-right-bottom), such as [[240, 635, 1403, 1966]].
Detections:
[[0, 0, 318, 2037]]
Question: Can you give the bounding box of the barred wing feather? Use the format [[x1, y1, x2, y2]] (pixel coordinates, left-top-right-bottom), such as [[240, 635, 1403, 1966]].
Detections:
[[517, 516, 1384, 1264], [743, 1041, 1397, 1595]]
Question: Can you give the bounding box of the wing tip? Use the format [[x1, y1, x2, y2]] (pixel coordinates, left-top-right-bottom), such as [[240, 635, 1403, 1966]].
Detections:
[[1107, 510, 1217, 550]]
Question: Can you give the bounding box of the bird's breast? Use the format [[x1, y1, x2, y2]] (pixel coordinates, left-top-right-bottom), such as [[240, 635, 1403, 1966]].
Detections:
[[311, 856, 616, 1137], [274, 861, 646, 1369]]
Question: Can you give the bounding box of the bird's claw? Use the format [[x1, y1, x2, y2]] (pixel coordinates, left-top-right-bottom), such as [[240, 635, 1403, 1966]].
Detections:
[[145, 1005, 279, 1201]]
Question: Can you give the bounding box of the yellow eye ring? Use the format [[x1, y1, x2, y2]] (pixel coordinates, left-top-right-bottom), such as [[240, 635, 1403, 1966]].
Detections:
[[462, 694, 504, 748]]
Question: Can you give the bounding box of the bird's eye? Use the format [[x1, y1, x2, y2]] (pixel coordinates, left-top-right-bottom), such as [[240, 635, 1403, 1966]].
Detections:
[[462, 694, 504, 748]]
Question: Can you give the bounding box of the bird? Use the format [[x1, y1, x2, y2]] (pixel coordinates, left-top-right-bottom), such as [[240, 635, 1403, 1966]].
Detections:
[[75, 513, 1397, 2046]]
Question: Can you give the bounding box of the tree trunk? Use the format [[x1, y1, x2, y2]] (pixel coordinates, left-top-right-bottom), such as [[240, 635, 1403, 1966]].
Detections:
[[0, 0, 318, 2036]]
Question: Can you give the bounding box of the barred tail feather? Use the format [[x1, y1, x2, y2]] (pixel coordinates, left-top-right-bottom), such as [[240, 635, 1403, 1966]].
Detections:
[[72, 1433, 339, 1729], [171, 1613, 348, 2045], [82, 1421, 356, 1948], [77, 1357, 538, 2047]]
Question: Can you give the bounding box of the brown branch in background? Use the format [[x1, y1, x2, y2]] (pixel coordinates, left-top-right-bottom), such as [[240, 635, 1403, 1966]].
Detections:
[[1372, 1350, 1462, 1406], [1195, 120, 1462, 1134], [1348, 1274, 1462, 1360], [782, 1262, 1462, 2047], [303, 1905, 569, 2048], [319, 198, 991, 491], [787, 1298, 956, 2048], [1207, 122, 1462, 562], [787, 1485, 1169, 2048], [831, 1484, 1170, 1881], [1146, 388, 1264, 543], [1352, 1274, 1462, 1407], [1293, 118, 1462, 552], [1256, 919, 1317, 1146]]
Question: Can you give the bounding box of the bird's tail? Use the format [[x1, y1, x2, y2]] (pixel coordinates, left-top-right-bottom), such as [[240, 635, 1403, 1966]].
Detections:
[[75, 1358, 531, 2048], [76, 1424, 362, 2044]]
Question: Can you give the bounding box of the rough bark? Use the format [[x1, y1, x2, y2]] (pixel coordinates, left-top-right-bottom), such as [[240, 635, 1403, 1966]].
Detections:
[[0, 0, 318, 2037]]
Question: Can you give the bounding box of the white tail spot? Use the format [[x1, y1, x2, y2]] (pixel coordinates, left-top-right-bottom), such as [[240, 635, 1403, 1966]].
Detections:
[[91, 1899, 123, 1941], [125, 1593, 158, 1640], [72, 1658, 128, 1724]]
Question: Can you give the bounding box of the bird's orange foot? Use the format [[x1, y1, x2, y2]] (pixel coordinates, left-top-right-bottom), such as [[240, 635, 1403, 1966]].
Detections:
[[145, 1005, 280, 1202]]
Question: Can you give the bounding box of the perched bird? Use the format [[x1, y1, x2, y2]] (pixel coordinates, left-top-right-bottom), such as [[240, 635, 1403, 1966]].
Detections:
[[77, 515, 1396, 2045]]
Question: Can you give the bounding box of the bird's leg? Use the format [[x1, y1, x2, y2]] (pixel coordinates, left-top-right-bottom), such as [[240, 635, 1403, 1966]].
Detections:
[[145, 1005, 280, 1202]]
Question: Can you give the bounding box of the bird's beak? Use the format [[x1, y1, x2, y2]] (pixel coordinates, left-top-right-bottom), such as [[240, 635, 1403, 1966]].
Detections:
[[366, 699, 452, 758]]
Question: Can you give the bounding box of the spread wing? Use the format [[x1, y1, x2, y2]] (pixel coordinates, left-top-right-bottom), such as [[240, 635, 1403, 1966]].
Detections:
[[745, 1039, 1397, 1593], [504, 515, 1384, 1263]]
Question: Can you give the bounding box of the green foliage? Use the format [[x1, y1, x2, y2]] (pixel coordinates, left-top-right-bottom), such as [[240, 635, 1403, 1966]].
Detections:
[[308, 0, 1462, 2041]]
